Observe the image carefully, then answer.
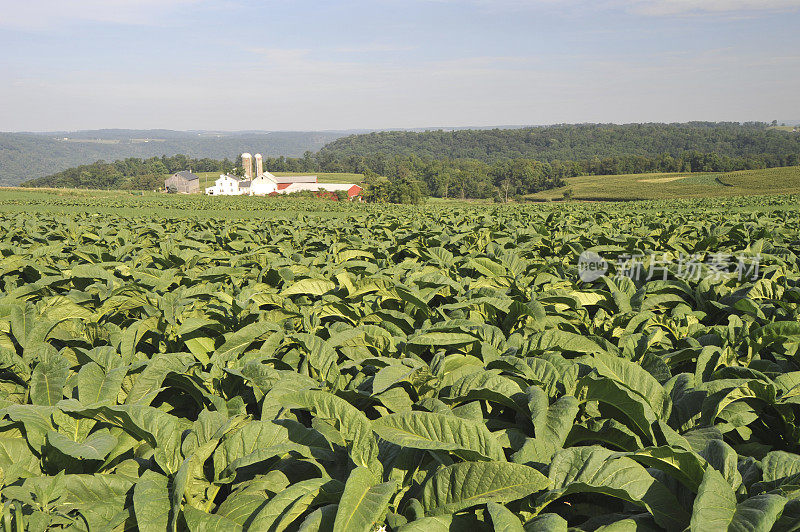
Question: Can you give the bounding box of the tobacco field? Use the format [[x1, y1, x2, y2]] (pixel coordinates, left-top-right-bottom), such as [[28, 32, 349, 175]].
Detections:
[[1, 198, 800, 531]]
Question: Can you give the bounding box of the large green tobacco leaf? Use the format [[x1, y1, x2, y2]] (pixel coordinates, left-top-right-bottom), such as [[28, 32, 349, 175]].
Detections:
[[49, 473, 135, 530], [332, 466, 396, 532], [0, 437, 40, 482], [691, 467, 787, 531], [407, 331, 478, 346], [125, 353, 193, 404], [618, 445, 707, 492], [281, 390, 382, 475], [76, 362, 127, 405], [246, 478, 337, 532], [590, 351, 671, 420], [576, 375, 659, 443], [538, 446, 689, 531], [134, 470, 171, 532], [282, 278, 336, 297], [29, 354, 70, 406], [46, 429, 117, 460], [183, 505, 244, 532], [61, 403, 190, 474], [372, 411, 506, 461], [212, 321, 281, 363], [444, 370, 524, 410], [486, 502, 525, 532], [513, 393, 579, 465], [420, 461, 549, 516], [761, 451, 800, 482], [397, 515, 490, 532]]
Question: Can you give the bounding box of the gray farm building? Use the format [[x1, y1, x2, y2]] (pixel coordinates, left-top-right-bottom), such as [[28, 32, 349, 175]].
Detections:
[[164, 171, 200, 194]]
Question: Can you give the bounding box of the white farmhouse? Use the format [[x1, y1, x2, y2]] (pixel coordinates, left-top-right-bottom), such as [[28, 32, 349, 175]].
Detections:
[[205, 174, 248, 195]]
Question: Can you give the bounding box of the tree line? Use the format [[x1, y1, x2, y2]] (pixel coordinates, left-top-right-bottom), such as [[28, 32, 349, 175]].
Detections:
[[22, 155, 236, 190], [318, 122, 800, 164]]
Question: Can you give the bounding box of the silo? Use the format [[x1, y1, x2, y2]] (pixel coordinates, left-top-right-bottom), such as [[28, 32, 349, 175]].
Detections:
[[241, 153, 253, 179], [255, 153, 263, 177]]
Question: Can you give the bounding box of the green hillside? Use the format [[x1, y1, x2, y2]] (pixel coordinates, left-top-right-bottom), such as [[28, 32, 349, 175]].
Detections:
[[0, 130, 347, 186], [525, 165, 800, 201], [320, 122, 800, 164]]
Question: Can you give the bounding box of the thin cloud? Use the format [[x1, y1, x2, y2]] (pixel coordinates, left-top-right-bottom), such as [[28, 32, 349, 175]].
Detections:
[[628, 0, 800, 15], [0, 0, 204, 30], [420, 0, 800, 15], [333, 44, 417, 53]]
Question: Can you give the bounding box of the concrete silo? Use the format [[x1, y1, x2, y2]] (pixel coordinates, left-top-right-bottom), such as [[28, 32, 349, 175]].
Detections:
[[241, 153, 253, 179], [255, 153, 263, 177]]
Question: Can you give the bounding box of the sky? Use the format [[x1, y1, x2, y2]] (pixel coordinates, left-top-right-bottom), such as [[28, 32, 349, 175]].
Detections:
[[1, 0, 798, 132]]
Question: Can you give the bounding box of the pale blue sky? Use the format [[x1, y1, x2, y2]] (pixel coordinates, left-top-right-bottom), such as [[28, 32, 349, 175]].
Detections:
[[1, 0, 798, 131]]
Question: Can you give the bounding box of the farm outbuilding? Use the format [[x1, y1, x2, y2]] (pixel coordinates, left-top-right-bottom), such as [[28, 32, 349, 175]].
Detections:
[[164, 171, 200, 194]]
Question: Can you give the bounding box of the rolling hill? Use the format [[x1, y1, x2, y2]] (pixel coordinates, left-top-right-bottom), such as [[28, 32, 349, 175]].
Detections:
[[524, 165, 800, 201], [0, 130, 348, 186]]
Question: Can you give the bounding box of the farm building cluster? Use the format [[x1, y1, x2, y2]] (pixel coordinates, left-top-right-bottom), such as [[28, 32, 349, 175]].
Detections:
[[164, 153, 362, 200]]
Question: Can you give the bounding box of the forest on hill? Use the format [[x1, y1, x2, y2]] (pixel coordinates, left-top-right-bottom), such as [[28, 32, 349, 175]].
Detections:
[[319, 122, 800, 164], [0, 130, 346, 186]]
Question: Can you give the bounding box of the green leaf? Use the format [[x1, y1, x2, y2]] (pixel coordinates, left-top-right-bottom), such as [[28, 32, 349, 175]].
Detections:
[[373, 411, 506, 462], [762, 451, 800, 482], [487, 502, 524, 532], [513, 395, 579, 465], [60, 473, 135, 530], [407, 331, 478, 346], [576, 375, 658, 444], [420, 461, 549, 516], [134, 470, 171, 532], [30, 354, 70, 406], [77, 362, 126, 405], [540, 447, 688, 531], [690, 468, 736, 531], [591, 351, 671, 420], [445, 370, 524, 410], [125, 353, 193, 405], [182, 505, 244, 532], [281, 390, 381, 475], [730, 494, 787, 532], [0, 437, 40, 483], [298, 504, 338, 532], [282, 278, 336, 296], [47, 429, 117, 460], [212, 321, 280, 364], [527, 329, 605, 355], [619, 445, 707, 492], [246, 478, 333, 532], [333, 466, 396, 532], [61, 403, 190, 474]]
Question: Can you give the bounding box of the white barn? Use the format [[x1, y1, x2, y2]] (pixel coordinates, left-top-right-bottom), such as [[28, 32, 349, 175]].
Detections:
[[250, 172, 279, 195]]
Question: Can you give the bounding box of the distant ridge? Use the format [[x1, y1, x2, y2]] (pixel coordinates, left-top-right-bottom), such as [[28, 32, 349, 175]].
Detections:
[[0, 130, 347, 186]]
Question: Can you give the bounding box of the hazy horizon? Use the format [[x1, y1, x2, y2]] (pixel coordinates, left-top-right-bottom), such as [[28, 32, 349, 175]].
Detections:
[[2, 0, 799, 131], [7, 119, 800, 136]]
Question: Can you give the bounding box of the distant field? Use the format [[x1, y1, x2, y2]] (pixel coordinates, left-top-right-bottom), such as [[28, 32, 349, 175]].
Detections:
[[194, 171, 219, 189], [524, 166, 800, 201]]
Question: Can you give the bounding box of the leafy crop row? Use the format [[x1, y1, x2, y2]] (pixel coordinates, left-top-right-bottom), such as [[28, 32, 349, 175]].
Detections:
[[0, 203, 799, 531]]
